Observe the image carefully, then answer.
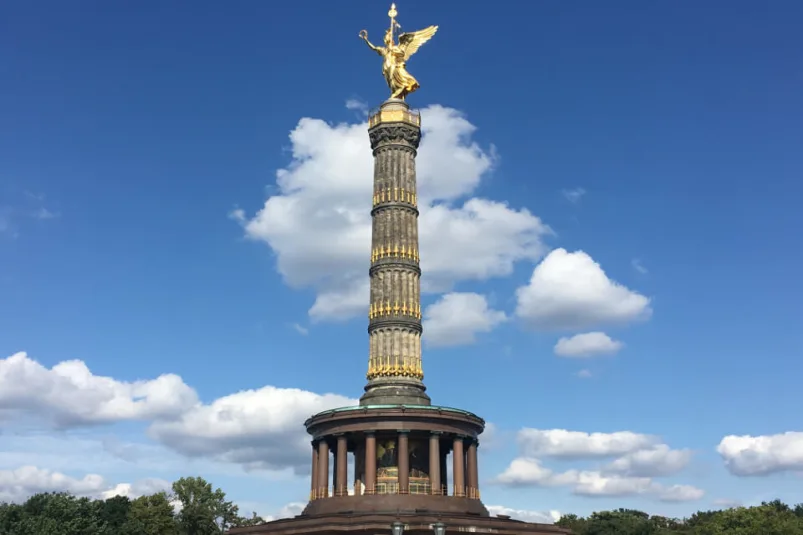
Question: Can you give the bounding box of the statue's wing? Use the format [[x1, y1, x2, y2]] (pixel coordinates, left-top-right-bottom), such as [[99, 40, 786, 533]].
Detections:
[[398, 25, 439, 61]]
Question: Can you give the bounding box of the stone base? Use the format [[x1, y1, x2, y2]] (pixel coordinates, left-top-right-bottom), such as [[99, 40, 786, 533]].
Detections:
[[359, 383, 431, 406], [303, 494, 488, 517], [227, 510, 570, 535]]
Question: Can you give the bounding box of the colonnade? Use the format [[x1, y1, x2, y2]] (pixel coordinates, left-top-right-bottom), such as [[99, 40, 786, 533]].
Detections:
[[309, 432, 480, 500]]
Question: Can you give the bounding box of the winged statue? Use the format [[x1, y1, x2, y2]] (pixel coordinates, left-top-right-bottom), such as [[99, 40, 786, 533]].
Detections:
[[359, 3, 438, 100]]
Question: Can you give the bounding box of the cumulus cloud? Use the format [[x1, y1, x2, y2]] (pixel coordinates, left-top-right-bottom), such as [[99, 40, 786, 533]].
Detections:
[[605, 444, 693, 477], [101, 478, 172, 500], [235, 105, 551, 321], [554, 332, 624, 358], [148, 386, 356, 472], [717, 431, 803, 476], [495, 459, 702, 501], [515, 249, 652, 330], [1, 352, 354, 472], [0, 352, 198, 427], [0, 466, 165, 503], [486, 505, 561, 524], [517, 429, 658, 459], [0, 466, 106, 502], [496, 429, 700, 502], [423, 292, 506, 347]]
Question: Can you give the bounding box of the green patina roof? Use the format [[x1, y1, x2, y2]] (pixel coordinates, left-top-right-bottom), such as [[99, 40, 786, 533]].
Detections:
[[308, 404, 483, 421]]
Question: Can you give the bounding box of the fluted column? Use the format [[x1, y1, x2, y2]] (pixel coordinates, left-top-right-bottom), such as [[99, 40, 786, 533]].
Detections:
[[317, 440, 329, 498], [310, 441, 319, 500], [398, 431, 409, 494], [429, 432, 441, 495], [361, 100, 430, 407], [364, 433, 377, 495], [452, 436, 465, 497], [336, 435, 348, 496], [467, 439, 479, 499]]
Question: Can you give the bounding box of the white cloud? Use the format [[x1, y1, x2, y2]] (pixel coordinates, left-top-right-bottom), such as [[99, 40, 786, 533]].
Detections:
[[235, 104, 551, 321], [576, 369, 593, 379], [496, 429, 701, 502], [495, 459, 703, 501], [148, 386, 356, 472], [0, 352, 198, 427], [554, 332, 623, 358], [517, 429, 658, 459], [486, 505, 561, 524], [0, 466, 106, 502], [101, 478, 172, 500], [1, 352, 354, 472], [562, 188, 586, 204], [515, 249, 652, 330], [717, 431, 803, 476], [423, 292, 506, 347], [605, 444, 693, 477]]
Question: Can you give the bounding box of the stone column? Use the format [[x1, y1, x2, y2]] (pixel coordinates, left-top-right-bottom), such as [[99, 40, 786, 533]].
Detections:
[[311, 441, 319, 500], [354, 444, 363, 496], [336, 435, 348, 496], [398, 431, 409, 494], [429, 432, 441, 495], [317, 440, 329, 498], [361, 100, 430, 407], [467, 439, 479, 499], [364, 433, 377, 495], [452, 436, 465, 497]]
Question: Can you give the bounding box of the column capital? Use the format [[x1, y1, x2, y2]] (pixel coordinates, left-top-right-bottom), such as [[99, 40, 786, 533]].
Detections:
[[364, 431, 376, 437], [429, 431, 443, 436], [397, 429, 410, 434]]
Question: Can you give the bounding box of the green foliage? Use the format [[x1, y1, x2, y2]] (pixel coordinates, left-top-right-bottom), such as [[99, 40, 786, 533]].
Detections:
[[555, 501, 803, 535], [0, 477, 264, 535], [3, 478, 800, 535]]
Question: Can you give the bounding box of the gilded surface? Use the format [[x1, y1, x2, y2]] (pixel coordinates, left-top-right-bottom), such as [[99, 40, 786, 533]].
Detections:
[[373, 186, 417, 207], [367, 354, 424, 380], [359, 3, 438, 100]]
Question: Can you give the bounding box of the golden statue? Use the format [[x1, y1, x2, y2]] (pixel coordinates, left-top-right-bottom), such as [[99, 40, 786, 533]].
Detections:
[[359, 3, 438, 100]]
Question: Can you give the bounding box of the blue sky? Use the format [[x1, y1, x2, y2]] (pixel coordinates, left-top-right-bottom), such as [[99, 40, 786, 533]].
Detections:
[[2, 0, 803, 522]]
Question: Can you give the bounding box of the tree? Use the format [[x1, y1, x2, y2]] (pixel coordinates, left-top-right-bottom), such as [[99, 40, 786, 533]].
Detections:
[[122, 492, 178, 535], [172, 476, 240, 534]]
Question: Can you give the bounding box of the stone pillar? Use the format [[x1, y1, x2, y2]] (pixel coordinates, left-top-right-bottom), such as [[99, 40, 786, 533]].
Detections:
[[467, 439, 479, 499], [361, 99, 430, 407], [364, 433, 377, 495], [311, 441, 319, 500], [354, 444, 363, 496], [452, 436, 465, 497], [336, 435, 348, 496], [429, 432, 441, 495], [398, 431, 409, 494], [317, 440, 329, 498]]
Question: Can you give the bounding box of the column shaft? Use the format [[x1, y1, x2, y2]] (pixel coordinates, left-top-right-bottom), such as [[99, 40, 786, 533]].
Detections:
[[354, 444, 363, 496], [317, 441, 329, 498], [336, 435, 348, 496], [452, 436, 465, 497], [467, 440, 479, 499], [364, 433, 377, 494], [429, 433, 441, 495], [398, 432, 409, 494], [311, 442, 319, 500]]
